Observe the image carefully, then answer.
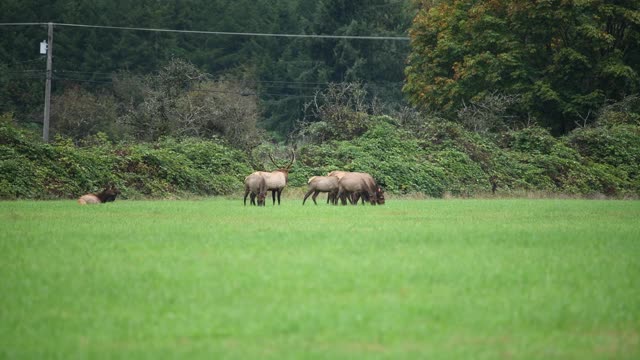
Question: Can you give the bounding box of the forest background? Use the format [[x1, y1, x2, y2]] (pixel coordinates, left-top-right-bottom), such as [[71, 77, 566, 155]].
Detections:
[[1, 0, 639, 199]]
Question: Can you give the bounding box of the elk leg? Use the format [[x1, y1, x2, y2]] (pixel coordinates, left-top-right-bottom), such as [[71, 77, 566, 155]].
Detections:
[[272, 190, 276, 206], [302, 189, 315, 205], [250, 192, 256, 206], [337, 189, 346, 205], [311, 191, 320, 205], [243, 189, 250, 206], [328, 191, 337, 205]]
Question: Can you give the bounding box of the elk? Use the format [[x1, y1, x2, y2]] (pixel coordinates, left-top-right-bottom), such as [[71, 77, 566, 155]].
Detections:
[[249, 149, 295, 205], [243, 173, 267, 206], [327, 171, 385, 205], [324, 171, 350, 204], [303, 175, 339, 205], [351, 172, 385, 205], [78, 186, 120, 205], [337, 173, 377, 205]]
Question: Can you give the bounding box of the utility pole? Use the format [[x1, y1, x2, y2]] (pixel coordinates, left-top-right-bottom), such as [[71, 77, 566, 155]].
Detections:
[[43, 22, 53, 142]]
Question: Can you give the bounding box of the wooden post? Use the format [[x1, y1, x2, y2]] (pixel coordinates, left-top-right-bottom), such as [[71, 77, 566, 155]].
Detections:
[[43, 22, 53, 142]]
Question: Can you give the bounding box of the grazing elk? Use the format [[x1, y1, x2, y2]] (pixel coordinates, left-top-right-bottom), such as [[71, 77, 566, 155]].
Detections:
[[324, 171, 350, 204], [303, 175, 339, 205], [78, 186, 120, 205], [249, 149, 295, 205], [330, 171, 385, 205], [337, 173, 377, 205], [351, 172, 385, 205], [243, 173, 267, 206]]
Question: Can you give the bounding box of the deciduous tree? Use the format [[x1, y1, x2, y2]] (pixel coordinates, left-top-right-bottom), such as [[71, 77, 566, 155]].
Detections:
[[405, 0, 640, 134]]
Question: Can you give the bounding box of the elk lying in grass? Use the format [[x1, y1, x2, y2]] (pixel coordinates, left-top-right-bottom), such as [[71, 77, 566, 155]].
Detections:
[[243, 173, 267, 206], [249, 149, 295, 205], [78, 186, 120, 205], [303, 175, 339, 205]]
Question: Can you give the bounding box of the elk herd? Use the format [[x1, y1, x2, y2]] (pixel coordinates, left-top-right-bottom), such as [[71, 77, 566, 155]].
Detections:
[[77, 150, 385, 206], [244, 151, 385, 207]]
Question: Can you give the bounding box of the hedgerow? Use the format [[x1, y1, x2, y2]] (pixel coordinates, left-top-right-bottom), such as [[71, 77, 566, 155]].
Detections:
[[0, 116, 251, 199], [1, 113, 638, 199]]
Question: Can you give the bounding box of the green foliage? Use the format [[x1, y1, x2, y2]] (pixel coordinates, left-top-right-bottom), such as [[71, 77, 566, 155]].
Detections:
[[567, 124, 640, 181], [405, 0, 640, 134], [0, 120, 251, 199], [2, 110, 639, 199], [0, 0, 411, 137]]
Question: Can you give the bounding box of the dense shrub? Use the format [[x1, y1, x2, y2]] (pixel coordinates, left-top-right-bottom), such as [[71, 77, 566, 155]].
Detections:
[[1, 112, 638, 199], [0, 119, 251, 199], [567, 125, 640, 176]]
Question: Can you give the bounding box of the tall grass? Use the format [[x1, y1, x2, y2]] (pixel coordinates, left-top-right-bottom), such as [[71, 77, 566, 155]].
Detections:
[[1, 199, 639, 359]]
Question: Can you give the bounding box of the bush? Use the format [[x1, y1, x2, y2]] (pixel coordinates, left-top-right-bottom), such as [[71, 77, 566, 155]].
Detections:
[[2, 112, 638, 199], [0, 119, 252, 199], [567, 124, 640, 176]]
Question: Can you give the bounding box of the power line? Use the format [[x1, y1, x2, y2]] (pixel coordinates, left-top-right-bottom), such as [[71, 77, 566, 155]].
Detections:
[[52, 69, 404, 87], [0, 22, 410, 41], [3, 57, 45, 66]]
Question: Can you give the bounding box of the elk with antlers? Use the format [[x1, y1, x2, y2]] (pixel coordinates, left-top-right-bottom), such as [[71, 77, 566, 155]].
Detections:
[[248, 149, 295, 206]]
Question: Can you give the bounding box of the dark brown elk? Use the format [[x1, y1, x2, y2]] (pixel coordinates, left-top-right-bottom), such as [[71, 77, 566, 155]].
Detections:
[[78, 186, 120, 205], [243, 173, 267, 206], [303, 175, 339, 205], [337, 172, 378, 205], [249, 149, 295, 205]]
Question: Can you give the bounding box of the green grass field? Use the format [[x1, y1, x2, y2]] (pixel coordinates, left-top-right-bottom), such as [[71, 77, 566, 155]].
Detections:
[[1, 198, 639, 359]]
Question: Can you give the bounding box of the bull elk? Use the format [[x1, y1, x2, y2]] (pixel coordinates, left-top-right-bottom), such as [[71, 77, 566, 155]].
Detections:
[[249, 149, 295, 205], [243, 173, 267, 206], [78, 186, 120, 205], [303, 175, 339, 205]]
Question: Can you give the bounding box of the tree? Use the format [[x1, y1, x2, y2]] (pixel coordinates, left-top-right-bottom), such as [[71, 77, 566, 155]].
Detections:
[[404, 0, 640, 134], [117, 59, 262, 148], [51, 85, 119, 140], [298, 82, 378, 142]]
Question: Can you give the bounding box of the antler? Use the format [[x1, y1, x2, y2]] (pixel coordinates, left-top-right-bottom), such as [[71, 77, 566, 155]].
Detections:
[[285, 148, 296, 170], [268, 148, 296, 170], [268, 152, 281, 169], [247, 149, 263, 171]]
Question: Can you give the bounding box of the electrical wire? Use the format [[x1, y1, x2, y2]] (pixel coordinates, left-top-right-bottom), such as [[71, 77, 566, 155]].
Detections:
[[0, 22, 409, 41]]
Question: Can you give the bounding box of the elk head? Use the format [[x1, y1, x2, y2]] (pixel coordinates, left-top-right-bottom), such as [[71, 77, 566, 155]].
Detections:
[[97, 185, 121, 203], [375, 186, 385, 205]]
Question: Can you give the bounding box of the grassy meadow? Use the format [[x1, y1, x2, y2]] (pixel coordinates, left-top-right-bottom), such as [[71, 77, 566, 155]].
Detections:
[[1, 198, 639, 359]]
